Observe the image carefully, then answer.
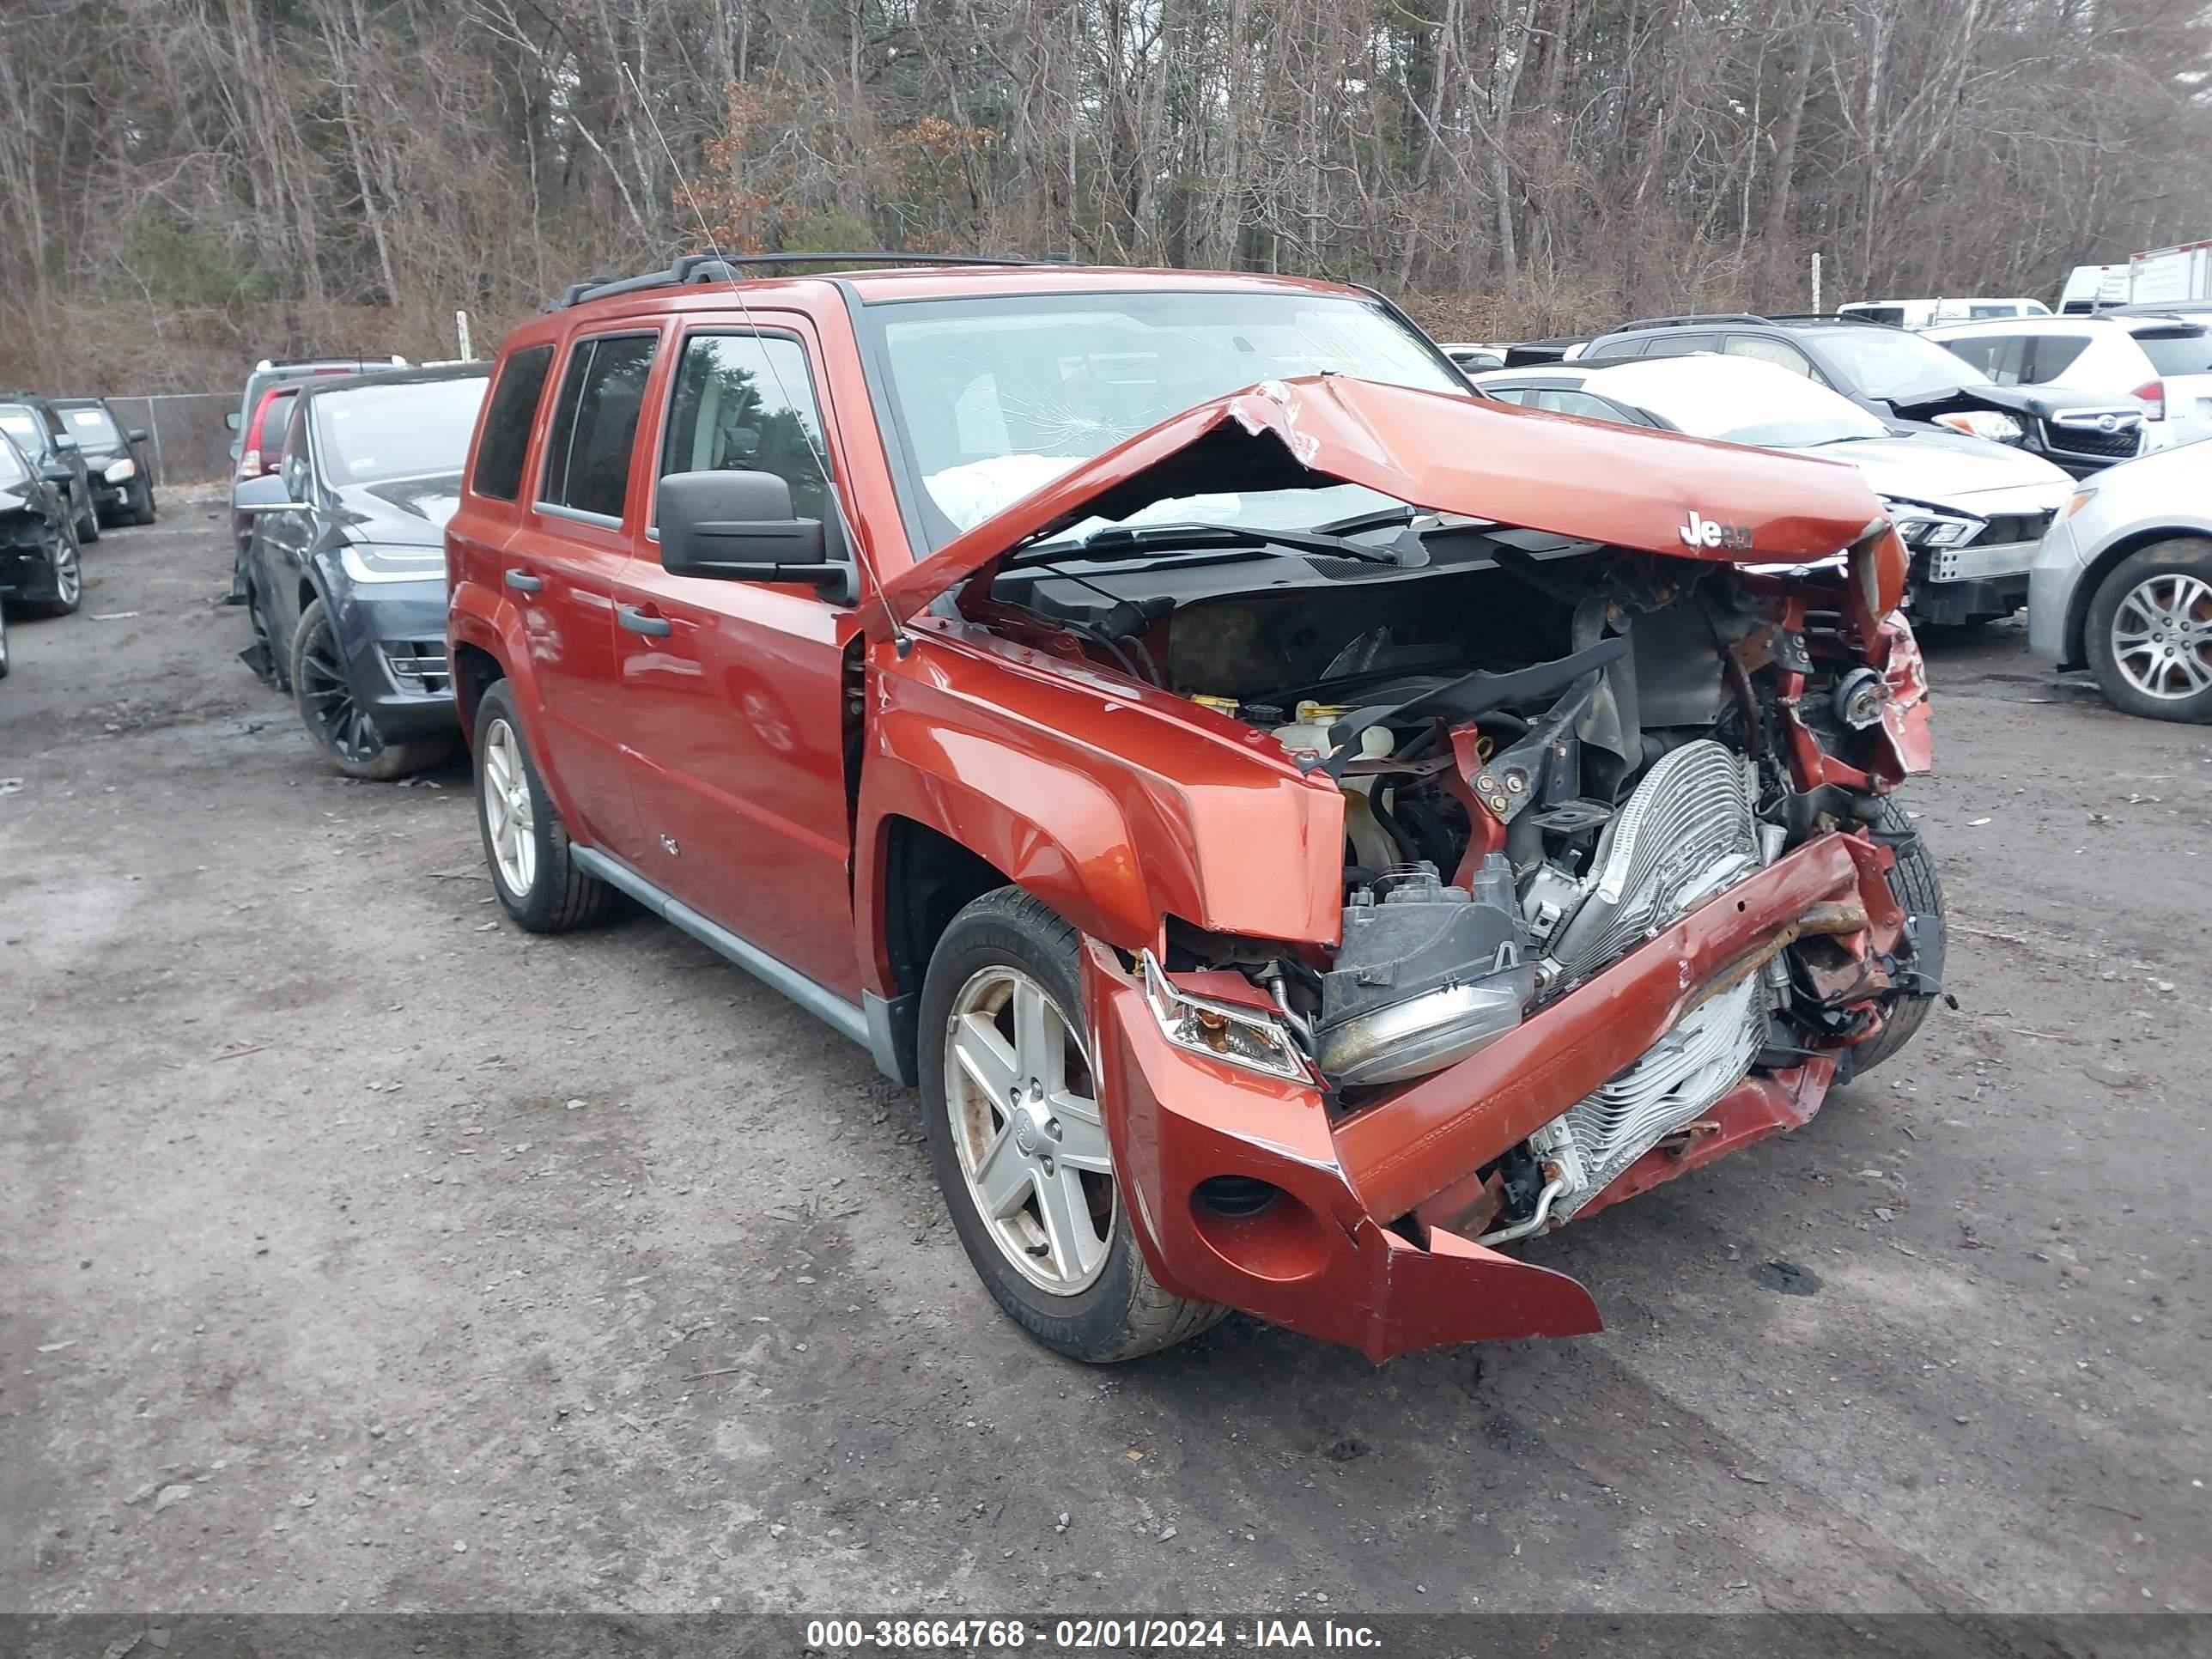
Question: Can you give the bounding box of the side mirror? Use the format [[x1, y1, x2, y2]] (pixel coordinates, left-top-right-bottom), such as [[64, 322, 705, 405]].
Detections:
[[234, 471, 305, 514], [40, 463, 73, 486], [224, 410, 242, 431], [54, 434, 77, 451], [658, 470, 839, 586], [129, 428, 150, 445]]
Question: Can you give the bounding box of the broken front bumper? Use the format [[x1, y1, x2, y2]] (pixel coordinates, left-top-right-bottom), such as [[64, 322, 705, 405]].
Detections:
[[1084, 830, 1905, 1362]]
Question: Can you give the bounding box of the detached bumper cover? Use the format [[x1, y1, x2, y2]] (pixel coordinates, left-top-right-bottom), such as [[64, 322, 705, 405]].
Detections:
[[332, 581, 459, 741], [1085, 830, 1905, 1361]]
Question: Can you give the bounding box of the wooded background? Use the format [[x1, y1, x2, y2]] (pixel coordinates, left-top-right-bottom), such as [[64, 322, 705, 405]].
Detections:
[[3, 0, 2209, 392]]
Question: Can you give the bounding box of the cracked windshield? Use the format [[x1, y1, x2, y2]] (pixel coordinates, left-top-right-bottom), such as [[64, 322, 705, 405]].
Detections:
[[872, 291, 1467, 550]]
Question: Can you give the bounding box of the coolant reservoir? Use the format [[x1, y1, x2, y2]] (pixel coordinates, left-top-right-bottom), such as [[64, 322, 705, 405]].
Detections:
[[1272, 713, 1398, 872]]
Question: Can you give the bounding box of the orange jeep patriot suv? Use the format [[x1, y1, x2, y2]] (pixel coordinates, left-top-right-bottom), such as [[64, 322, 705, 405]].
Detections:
[[447, 255, 1941, 1363]]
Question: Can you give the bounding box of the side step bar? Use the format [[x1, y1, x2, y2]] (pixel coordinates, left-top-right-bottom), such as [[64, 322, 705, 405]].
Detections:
[[569, 845, 910, 1081]]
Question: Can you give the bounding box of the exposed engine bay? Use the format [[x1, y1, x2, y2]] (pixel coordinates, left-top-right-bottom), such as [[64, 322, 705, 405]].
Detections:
[[973, 518, 1941, 1244]]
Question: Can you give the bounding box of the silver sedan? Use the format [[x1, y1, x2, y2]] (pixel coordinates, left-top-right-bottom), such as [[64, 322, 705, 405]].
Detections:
[[2028, 441, 2212, 721]]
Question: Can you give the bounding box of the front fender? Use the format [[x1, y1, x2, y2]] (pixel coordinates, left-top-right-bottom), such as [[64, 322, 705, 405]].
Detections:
[[856, 623, 1345, 982]]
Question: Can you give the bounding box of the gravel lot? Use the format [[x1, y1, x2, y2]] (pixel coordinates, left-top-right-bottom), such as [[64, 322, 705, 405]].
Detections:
[[3, 498, 2207, 1617]]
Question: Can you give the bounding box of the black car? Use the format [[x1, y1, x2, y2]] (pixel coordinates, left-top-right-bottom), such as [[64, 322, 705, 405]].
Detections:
[[0, 428, 86, 626], [0, 395, 100, 544], [237, 363, 489, 780], [52, 398, 156, 526], [1575, 313, 2151, 477]]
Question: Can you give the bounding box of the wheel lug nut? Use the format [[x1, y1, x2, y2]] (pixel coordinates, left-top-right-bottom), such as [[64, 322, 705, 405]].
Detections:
[[1046, 1119, 1062, 1140]]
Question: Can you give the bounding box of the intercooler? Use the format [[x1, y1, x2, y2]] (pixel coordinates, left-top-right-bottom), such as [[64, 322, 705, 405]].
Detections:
[[1510, 739, 1774, 1231]]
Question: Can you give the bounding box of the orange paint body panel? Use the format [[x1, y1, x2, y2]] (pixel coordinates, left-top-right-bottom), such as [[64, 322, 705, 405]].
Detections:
[[446, 262, 1937, 1363]]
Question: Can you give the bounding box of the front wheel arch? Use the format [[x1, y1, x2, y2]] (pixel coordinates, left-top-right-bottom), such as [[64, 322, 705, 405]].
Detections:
[[2066, 529, 2212, 668]]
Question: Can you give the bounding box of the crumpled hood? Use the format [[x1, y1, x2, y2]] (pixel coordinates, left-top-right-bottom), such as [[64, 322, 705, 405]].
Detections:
[[1882, 380, 2140, 424], [878, 376, 1890, 628], [336, 473, 464, 549], [1808, 433, 2071, 507]]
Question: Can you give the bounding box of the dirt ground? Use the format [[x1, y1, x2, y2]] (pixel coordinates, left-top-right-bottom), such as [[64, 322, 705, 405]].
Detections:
[[3, 497, 2206, 1618]]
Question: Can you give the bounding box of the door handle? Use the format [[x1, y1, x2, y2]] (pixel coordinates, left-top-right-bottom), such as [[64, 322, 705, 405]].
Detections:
[[504, 569, 544, 593], [618, 605, 672, 637]]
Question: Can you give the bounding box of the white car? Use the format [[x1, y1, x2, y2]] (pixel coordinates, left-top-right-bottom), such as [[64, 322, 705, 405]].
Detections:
[[1838, 297, 2051, 327], [1471, 353, 2073, 627], [1922, 315, 2212, 453], [2027, 442, 2212, 721], [1437, 342, 1506, 374]]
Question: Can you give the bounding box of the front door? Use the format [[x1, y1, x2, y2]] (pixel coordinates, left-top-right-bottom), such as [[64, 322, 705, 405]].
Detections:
[[611, 322, 860, 999]]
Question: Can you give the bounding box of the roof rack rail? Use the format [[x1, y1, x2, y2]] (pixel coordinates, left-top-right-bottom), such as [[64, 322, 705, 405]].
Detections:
[[1766, 311, 1901, 327], [1605, 313, 1771, 334], [553, 252, 1047, 310]]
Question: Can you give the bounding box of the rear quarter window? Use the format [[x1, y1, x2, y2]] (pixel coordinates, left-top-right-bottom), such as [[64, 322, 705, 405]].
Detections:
[[2135, 331, 2212, 376], [1638, 333, 1720, 358], [471, 343, 556, 501]]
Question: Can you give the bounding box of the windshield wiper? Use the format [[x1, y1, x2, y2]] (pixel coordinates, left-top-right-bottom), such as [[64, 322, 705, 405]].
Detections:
[[1316, 504, 1417, 537], [1020, 520, 1412, 567]]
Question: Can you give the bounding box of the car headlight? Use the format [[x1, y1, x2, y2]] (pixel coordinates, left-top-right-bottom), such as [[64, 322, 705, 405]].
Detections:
[[2055, 487, 2096, 525], [339, 543, 446, 585], [1140, 951, 1314, 1083], [105, 458, 137, 483], [1930, 410, 2022, 444], [1881, 499, 1985, 550]]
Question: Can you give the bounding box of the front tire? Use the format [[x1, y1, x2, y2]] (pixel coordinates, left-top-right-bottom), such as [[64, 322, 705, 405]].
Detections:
[[289, 597, 446, 780], [920, 887, 1224, 1363], [2084, 540, 2212, 723], [131, 479, 157, 526], [472, 679, 612, 933], [74, 491, 99, 544], [1849, 797, 1944, 1075]]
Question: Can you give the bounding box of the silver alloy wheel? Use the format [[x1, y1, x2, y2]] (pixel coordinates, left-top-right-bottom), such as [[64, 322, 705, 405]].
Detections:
[[945, 964, 1115, 1294], [2111, 572, 2212, 701], [481, 718, 538, 896], [53, 535, 81, 605]]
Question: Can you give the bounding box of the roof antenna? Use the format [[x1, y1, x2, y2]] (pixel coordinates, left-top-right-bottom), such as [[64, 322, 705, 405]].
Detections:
[[619, 63, 912, 656]]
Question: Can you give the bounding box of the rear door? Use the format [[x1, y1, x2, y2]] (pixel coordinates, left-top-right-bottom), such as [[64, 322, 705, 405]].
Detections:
[[252, 398, 319, 652], [505, 328, 665, 864], [611, 316, 862, 998]]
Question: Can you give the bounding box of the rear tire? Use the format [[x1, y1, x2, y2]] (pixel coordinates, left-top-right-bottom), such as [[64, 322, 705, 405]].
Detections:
[[2083, 539, 2212, 724], [1849, 797, 1944, 1075], [473, 678, 612, 933], [920, 886, 1224, 1363]]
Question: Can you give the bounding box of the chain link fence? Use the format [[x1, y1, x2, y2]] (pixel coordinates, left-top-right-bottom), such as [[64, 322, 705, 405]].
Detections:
[[76, 392, 237, 487]]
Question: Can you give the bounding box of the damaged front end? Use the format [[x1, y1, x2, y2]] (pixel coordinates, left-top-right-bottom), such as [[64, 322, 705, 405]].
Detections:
[[893, 376, 1938, 1359]]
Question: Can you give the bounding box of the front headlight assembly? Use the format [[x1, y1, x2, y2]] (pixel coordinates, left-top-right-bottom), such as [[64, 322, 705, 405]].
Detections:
[[1140, 952, 1315, 1084], [340, 543, 446, 585], [1930, 410, 2022, 444], [1881, 498, 1986, 550], [105, 458, 137, 483]]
